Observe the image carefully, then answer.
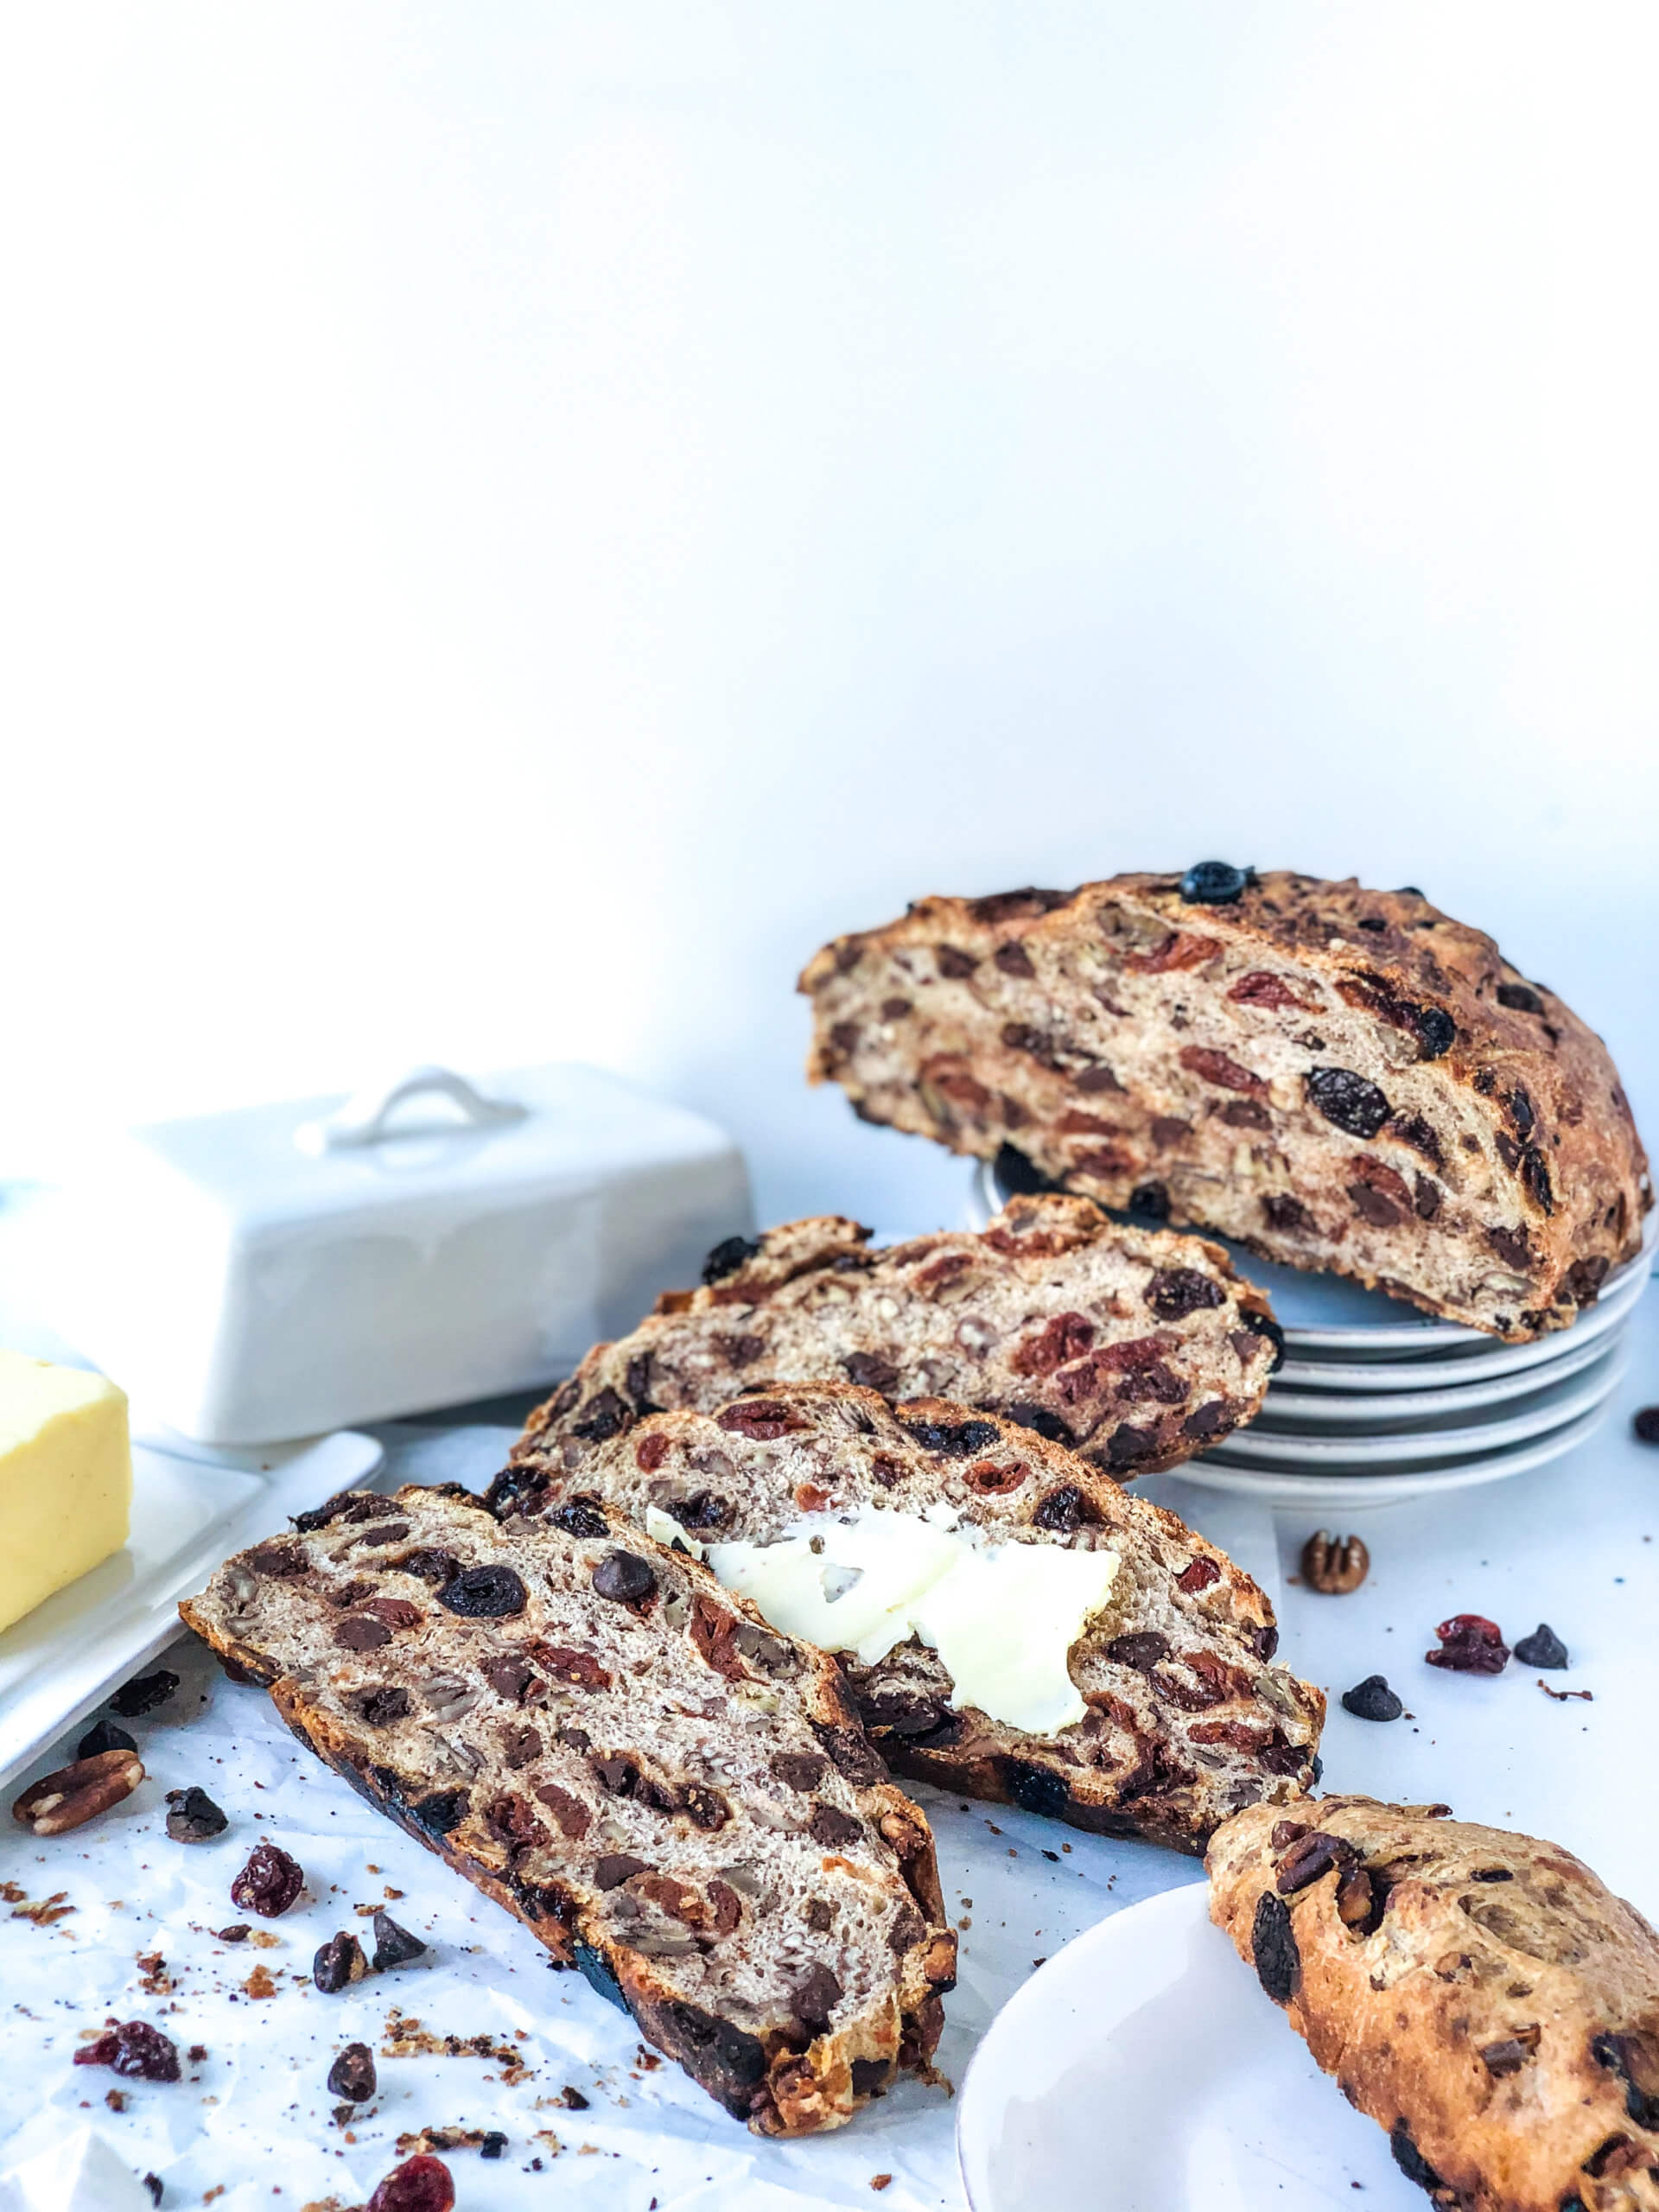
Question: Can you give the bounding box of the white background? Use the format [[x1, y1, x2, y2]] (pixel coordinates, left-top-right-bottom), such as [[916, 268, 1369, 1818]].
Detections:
[[3, 4, 1657, 1228]]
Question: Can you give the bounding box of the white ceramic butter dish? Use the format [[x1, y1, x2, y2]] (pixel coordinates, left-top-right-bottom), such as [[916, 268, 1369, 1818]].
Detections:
[[36, 1063, 751, 1442]]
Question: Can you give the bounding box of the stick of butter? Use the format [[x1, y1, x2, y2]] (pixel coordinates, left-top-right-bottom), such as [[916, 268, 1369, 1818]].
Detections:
[[0, 1350, 131, 1637], [706, 1508, 1118, 1736]]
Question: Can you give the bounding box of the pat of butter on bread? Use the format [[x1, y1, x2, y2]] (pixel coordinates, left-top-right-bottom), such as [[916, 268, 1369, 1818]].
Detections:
[[704, 1507, 1118, 1735], [0, 1350, 131, 1637]]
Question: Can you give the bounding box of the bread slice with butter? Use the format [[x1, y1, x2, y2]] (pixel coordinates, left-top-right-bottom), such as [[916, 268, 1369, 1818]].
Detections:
[[0, 1350, 130, 1636], [491, 1381, 1324, 1853]]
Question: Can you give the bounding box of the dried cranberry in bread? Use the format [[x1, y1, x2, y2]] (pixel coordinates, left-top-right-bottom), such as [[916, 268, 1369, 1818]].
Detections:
[[506, 1195, 1280, 1487], [800, 872, 1651, 1339], [1208, 1796, 1659, 2212], [180, 1484, 954, 2137], [496, 1382, 1324, 1853]]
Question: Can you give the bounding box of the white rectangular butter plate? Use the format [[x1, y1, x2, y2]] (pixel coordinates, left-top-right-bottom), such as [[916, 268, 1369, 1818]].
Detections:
[[0, 1427, 383, 1793]]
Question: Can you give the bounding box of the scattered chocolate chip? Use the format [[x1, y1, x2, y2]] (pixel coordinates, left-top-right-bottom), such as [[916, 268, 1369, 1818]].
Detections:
[[1128, 1181, 1171, 1220], [1426, 1613, 1510, 1674], [1341, 1675, 1403, 1722], [75, 1717, 138, 1761], [702, 1236, 760, 1285], [1180, 860, 1253, 905], [143, 2177, 162, 2208], [1497, 982, 1545, 1014], [215, 1925, 250, 1942], [230, 1841, 303, 1917], [164, 1786, 227, 1842], [1251, 1891, 1300, 2005], [1300, 1530, 1369, 1594], [1478, 2028, 1540, 2076], [327, 2040, 377, 2101], [1306, 1066, 1391, 1140], [372, 1910, 429, 1970], [592, 1549, 657, 1604], [1107, 1632, 1169, 1672], [480, 2132, 507, 2159], [1512, 1622, 1568, 1669], [313, 1931, 370, 1993], [73, 2021, 181, 2082], [110, 1669, 180, 1718], [559, 2085, 590, 2110], [1632, 1407, 1659, 1446]]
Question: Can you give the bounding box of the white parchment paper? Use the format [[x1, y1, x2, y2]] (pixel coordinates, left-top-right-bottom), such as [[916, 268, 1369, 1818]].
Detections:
[[0, 1426, 1217, 2212]]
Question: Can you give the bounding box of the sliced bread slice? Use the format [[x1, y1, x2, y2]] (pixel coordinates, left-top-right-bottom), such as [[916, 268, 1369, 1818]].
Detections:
[[493, 1383, 1324, 1853], [508, 1193, 1281, 1485], [181, 1482, 955, 2137]]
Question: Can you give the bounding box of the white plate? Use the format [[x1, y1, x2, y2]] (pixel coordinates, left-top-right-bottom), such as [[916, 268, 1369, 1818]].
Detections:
[[1169, 1400, 1611, 1510], [1255, 1326, 1627, 1427], [0, 1427, 383, 1792], [957, 1881, 1417, 2212], [1273, 1254, 1647, 1389], [970, 1156, 1656, 1356], [1203, 1346, 1626, 1465]]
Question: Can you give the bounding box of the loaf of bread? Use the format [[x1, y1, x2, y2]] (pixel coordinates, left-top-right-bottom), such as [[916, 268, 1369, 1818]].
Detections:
[[1208, 1796, 1659, 2210], [492, 1382, 1325, 1853], [508, 1194, 1280, 1487], [800, 871, 1651, 1338], [181, 1483, 956, 2136]]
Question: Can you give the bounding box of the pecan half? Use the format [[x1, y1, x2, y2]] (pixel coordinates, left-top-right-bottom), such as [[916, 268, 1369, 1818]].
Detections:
[[1300, 1530, 1369, 1594], [12, 1749, 144, 1835]]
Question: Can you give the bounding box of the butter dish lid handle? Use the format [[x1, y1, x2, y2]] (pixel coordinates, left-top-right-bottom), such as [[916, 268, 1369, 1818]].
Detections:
[[295, 1065, 529, 1154]]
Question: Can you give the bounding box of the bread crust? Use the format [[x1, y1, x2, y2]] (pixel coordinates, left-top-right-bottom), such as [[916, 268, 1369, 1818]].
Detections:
[[1207, 1796, 1659, 2209], [509, 1193, 1281, 1486], [499, 1381, 1325, 1853], [181, 1485, 954, 2137], [800, 873, 1651, 1339]]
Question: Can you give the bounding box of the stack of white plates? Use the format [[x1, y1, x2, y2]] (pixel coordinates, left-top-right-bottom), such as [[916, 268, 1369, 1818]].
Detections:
[[969, 1159, 1654, 1510]]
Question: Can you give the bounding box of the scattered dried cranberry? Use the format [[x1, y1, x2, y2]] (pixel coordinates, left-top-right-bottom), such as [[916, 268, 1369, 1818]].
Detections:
[[367, 2153, 454, 2212], [77, 1717, 138, 1761], [591, 1550, 657, 1604], [372, 1909, 429, 1970], [327, 2040, 377, 2101], [73, 2020, 181, 2082], [436, 1563, 528, 1618], [230, 1840, 303, 1916], [1512, 1623, 1568, 1669], [164, 1787, 227, 1843], [1341, 1675, 1403, 1722], [1180, 860, 1253, 905], [110, 1669, 180, 1718], [1426, 1614, 1510, 1675], [1633, 1407, 1659, 1446]]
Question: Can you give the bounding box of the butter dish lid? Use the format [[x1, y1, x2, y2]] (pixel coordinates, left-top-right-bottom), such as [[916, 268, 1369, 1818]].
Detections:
[[116, 1062, 734, 1225]]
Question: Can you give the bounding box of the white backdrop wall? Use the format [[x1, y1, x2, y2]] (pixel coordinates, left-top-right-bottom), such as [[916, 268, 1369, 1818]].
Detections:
[[3, 4, 1656, 1230]]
